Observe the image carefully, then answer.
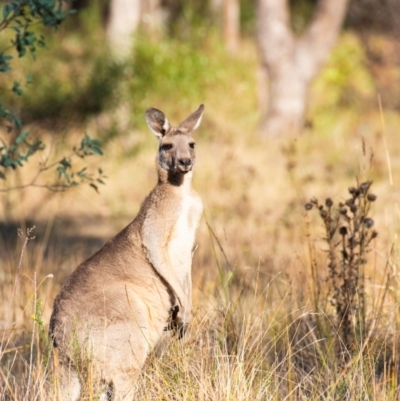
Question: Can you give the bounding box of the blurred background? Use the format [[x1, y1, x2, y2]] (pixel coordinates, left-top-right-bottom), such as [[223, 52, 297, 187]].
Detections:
[[1, 0, 400, 398]]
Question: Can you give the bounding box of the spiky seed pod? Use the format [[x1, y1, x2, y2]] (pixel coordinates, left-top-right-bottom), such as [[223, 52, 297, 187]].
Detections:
[[348, 187, 356, 194], [325, 198, 333, 207], [363, 218, 374, 228], [305, 203, 313, 211], [320, 209, 328, 218], [367, 193, 377, 202], [350, 205, 357, 213], [371, 230, 378, 239], [339, 226, 347, 236], [360, 181, 372, 193], [345, 199, 354, 206], [339, 207, 348, 215]]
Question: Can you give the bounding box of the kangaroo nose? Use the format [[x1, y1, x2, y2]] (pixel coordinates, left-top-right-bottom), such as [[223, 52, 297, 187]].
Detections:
[[178, 158, 192, 167]]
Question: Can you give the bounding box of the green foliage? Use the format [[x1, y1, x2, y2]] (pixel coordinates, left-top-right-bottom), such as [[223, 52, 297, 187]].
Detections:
[[0, 130, 44, 170], [0, 0, 105, 191], [163, 0, 215, 39], [309, 34, 375, 133], [75, 133, 103, 157], [17, 48, 123, 123], [289, 0, 318, 35], [129, 33, 227, 128], [55, 134, 106, 193], [312, 34, 375, 112], [240, 0, 256, 36], [0, 0, 67, 62]]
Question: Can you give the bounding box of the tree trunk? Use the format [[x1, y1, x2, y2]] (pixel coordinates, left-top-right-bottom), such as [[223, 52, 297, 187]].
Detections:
[[257, 0, 350, 137], [106, 0, 141, 61], [223, 0, 240, 52], [141, 0, 163, 37]]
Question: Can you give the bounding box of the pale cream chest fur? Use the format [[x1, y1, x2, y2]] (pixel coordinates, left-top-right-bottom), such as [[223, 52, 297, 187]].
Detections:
[[168, 189, 203, 282]]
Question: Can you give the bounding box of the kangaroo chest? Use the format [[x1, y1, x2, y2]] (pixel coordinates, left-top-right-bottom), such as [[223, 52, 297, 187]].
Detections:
[[168, 192, 203, 278]]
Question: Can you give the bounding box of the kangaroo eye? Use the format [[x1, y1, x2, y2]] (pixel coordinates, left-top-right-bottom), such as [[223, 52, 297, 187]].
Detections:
[[161, 144, 173, 151], [189, 143, 195, 149]]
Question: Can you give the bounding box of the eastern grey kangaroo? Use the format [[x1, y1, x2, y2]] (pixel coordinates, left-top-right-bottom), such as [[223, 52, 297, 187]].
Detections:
[[49, 105, 204, 400]]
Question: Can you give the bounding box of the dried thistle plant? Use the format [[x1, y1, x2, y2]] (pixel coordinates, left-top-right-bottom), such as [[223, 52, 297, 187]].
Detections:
[[305, 181, 378, 360]]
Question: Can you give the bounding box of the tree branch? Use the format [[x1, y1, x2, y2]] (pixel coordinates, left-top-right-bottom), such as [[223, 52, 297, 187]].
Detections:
[[297, 0, 350, 79], [256, 0, 294, 69]]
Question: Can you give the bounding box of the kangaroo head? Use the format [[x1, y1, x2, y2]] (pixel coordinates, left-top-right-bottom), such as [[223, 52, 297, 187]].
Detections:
[[145, 105, 204, 174]]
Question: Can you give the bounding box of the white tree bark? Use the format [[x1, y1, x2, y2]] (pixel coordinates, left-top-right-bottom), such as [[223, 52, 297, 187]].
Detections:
[[107, 0, 141, 61], [257, 0, 350, 137]]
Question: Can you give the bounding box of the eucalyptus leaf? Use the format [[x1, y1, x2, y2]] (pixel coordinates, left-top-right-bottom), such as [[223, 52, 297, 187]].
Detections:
[[0, 0, 105, 191]]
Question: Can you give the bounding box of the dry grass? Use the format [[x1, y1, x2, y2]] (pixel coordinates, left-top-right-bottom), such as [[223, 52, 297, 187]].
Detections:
[[1, 31, 400, 400]]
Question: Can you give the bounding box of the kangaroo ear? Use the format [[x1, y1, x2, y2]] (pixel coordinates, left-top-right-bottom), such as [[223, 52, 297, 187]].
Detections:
[[178, 104, 204, 132], [145, 108, 171, 139]]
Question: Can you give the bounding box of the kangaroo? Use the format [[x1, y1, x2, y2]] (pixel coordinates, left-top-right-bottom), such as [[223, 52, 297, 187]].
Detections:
[[49, 105, 204, 401]]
